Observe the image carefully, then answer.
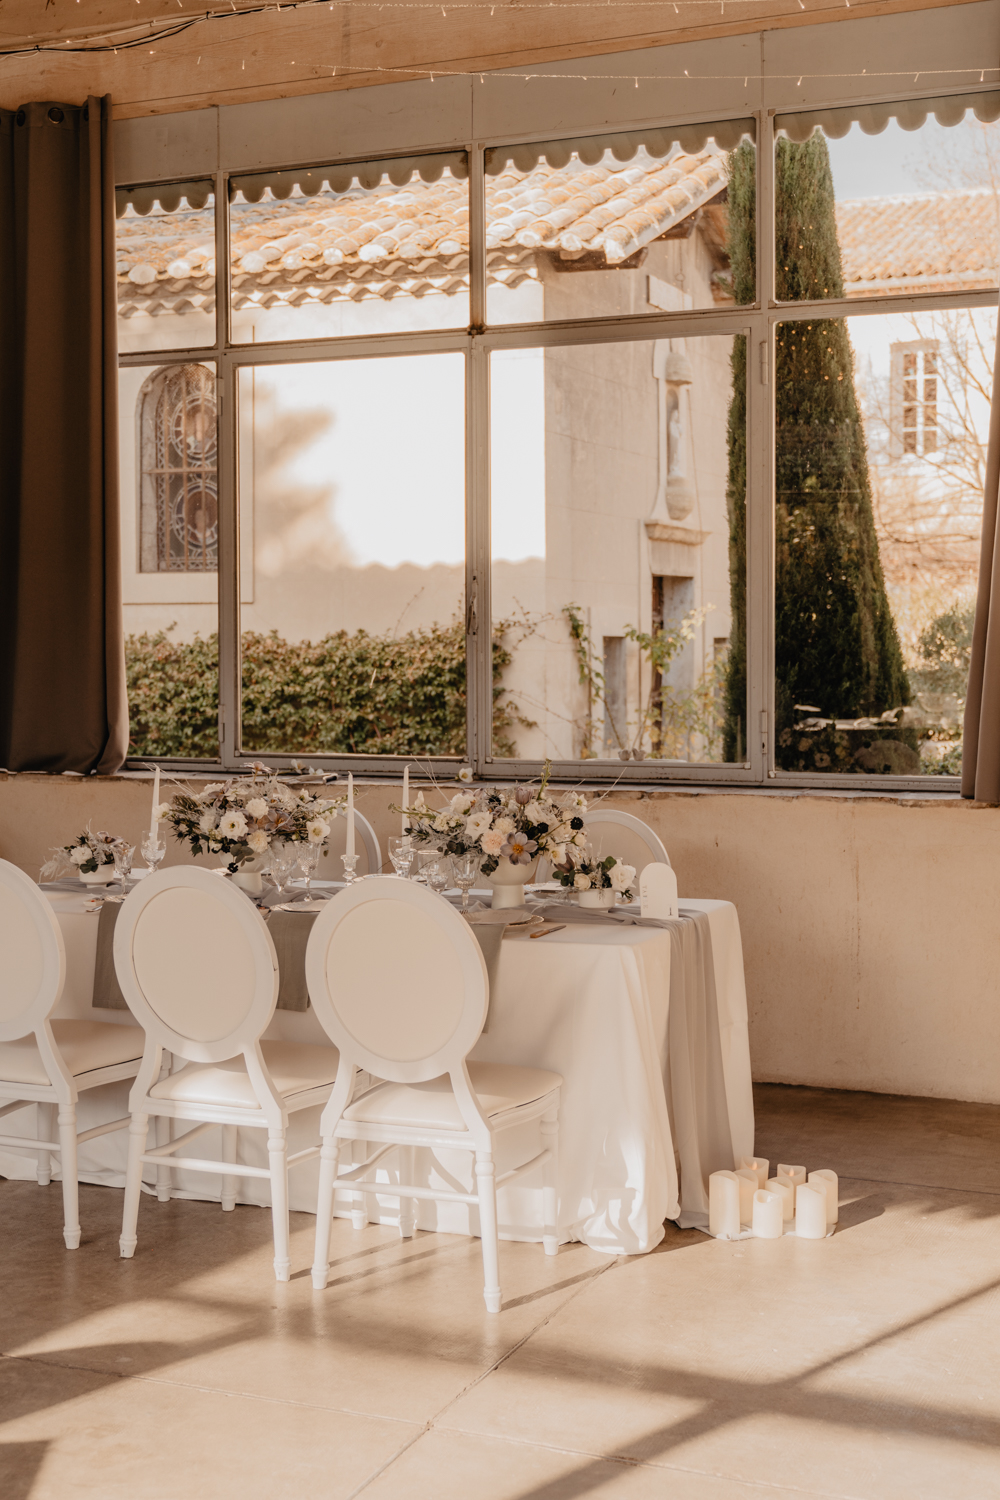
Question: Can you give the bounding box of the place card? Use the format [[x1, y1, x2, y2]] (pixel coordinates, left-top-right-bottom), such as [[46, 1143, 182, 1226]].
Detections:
[[640, 863, 679, 921]]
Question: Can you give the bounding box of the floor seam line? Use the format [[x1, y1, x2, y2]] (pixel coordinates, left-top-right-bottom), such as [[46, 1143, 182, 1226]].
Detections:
[[344, 1256, 621, 1497], [838, 1175, 1000, 1197]]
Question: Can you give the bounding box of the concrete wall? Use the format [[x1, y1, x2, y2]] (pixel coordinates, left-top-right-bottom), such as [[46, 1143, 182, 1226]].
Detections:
[[4, 772, 997, 1106]]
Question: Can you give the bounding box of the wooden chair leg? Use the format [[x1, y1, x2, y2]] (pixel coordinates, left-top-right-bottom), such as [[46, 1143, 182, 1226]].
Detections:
[[398, 1144, 417, 1239], [475, 1150, 502, 1314], [36, 1103, 56, 1186], [541, 1107, 559, 1256], [311, 1136, 341, 1290], [268, 1130, 290, 1283], [58, 1106, 80, 1250], [221, 1124, 238, 1212], [120, 1114, 149, 1259]]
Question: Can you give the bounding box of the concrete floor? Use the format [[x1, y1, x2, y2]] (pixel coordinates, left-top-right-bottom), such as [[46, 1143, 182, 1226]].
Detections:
[[2, 1083, 1000, 1499]]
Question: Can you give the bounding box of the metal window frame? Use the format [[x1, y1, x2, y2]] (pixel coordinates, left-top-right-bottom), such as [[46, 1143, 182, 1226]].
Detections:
[[117, 93, 999, 792]]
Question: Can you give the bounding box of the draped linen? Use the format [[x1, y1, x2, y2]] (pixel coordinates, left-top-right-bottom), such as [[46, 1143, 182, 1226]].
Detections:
[[961, 306, 1000, 801], [0, 97, 127, 775]]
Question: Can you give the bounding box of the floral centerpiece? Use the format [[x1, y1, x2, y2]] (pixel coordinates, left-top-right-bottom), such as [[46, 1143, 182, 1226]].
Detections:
[[163, 764, 344, 877], [554, 853, 637, 906], [41, 828, 126, 883]]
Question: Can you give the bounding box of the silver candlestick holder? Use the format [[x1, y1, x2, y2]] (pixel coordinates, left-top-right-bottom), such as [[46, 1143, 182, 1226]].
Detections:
[[341, 853, 360, 884]]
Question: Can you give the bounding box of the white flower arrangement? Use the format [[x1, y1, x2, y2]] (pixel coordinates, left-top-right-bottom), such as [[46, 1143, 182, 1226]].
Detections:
[[397, 767, 589, 878], [162, 764, 345, 874], [556, 853, 637, 902], [40, 827, 127, 881]]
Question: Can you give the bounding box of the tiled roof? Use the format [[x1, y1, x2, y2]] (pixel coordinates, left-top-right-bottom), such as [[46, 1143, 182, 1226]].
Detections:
[[837, 188, 999, 296], [115, 148, 728, 316]]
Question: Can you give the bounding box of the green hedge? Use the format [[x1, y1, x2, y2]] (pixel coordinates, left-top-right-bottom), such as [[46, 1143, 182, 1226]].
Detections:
[[125, 620, 525, 760]]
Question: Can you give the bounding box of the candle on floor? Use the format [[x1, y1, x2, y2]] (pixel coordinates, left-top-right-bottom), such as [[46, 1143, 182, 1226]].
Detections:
[[402, 765, 409, 838], [738, 1157, 769, 1188], [752, 1189, 783, 1239], [346, 773, 355, 858], [795, 1181, 828, 1239], [150, 765, 160, 835], [735, 1169, 759, 1225], [808, 1169, 839, 1226], [777, 1163, 806, 1190], [766, 1177, 795, 1223], [708, 1171, 741, 1239]]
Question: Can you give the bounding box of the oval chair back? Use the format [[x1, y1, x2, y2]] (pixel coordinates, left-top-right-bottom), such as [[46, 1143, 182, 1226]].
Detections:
[[322, 809, 382, 877], [0, 860, 66, 1044], [304, 878, 488, 1084], [583, 808, 670, 876], [113, 866, 278, 1064]]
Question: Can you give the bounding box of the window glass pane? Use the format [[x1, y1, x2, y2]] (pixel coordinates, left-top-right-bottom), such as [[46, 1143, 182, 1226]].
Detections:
[[774, 308, 991, 775], [485, 120, 756, 326], [237, 354, 466, 756], [490, 334, 746, 764], [229, 153, 469, 343], [116, 182, 216, 353], [774, 91, 1000, 302], [119, 363, 219, 760]]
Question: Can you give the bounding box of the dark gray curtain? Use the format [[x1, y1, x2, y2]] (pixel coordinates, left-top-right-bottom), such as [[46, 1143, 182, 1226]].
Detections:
[[0, 97, 127, 775], [962, 306, 1000, 801]]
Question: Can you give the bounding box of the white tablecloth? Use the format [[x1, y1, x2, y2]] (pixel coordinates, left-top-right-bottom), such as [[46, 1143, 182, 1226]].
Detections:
[[0, 892, 753, 1255]]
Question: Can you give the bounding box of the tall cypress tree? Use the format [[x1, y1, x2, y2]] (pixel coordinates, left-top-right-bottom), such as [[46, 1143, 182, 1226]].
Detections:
[[723, 135, 909, 768]]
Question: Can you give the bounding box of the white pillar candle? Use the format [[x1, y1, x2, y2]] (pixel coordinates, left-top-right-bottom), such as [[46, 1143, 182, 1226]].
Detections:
[[795, 1181, 828, 1239], [708, 1171, 741, 1239], [808, 1168, 839, 1226], [402, 765, 409, 837], [735, 1169, 759, 1226], [752, 1189, 783, 1239], [777, 1163, 806, 1190], [738, 1157, 769, 1188], [346, 774, 355, 858], [766, 1177, 795, 1223], [150, 765, 160, 834]]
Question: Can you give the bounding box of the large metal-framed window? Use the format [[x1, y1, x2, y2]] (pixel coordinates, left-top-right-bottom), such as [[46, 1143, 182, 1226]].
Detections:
[[117, 84, 998, 790]]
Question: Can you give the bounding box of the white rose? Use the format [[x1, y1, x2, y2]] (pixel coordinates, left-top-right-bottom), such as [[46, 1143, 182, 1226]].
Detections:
[[307, 818, 330, 844], [465, 811, 491, 840], [245, 798, 268, 820], [609, 862, 636, 893], [524, 800, 547, 822], [450, 793, 473, 815], [480, 830, 505, 856], [247, 829, 269, 854], [199, 811, 216, 835], [574, 873, 592, 890], [494, 816, 515, 836], [572, 830, 588, 847], [69, 845, 91, 865], [218, 810, 248, 839]]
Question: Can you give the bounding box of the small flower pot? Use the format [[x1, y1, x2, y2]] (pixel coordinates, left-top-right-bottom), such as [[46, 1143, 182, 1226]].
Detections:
[[577, 887, 615, 912], [230, 869, 264, 896], [80, 865, 116, 886]]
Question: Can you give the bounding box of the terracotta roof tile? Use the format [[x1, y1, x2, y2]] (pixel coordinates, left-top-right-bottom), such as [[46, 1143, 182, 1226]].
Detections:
[[837, 188, 1000, 296]]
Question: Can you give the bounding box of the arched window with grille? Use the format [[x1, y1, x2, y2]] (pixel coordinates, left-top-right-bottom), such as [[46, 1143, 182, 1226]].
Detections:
[[138, 364, 218, 572]]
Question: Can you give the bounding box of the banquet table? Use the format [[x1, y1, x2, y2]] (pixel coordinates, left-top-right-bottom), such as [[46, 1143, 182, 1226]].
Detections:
[[0, 886, 753, 1255]]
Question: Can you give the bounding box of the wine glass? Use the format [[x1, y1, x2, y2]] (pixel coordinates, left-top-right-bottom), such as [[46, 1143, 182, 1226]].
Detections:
[[140, 830, 166, 875], [113, 841, 134, 895], [388, 836, 414, 878], [297, 841, 322, 897], [268, 839, 298, 902], [453, 849, 481, 913], [425, 854, 453, 897]]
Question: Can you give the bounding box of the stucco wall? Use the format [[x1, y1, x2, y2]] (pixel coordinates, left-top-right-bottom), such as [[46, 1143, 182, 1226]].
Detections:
[[2, 774, 995, 1105]]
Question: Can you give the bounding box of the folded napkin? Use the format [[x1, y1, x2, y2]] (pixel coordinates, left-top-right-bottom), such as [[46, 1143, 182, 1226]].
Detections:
[[529, 901, 694, 931]]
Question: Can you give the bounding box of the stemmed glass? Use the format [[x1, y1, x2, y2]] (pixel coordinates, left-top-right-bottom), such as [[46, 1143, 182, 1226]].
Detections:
[[297, 841, 322, 897], [268, 839, 298, 902], [388, 837, 414, 878], [140, 830, 166, 876], [425, 854, 453, 897], [453, 849, 481, 913], [113, 841, 134, 896]]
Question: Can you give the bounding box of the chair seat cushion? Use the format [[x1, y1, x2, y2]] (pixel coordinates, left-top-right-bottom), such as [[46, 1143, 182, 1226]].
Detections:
[[150, 1040, 339, 1110], [343, 1062, 562, 1133], [0, 1020, 145, 1088]]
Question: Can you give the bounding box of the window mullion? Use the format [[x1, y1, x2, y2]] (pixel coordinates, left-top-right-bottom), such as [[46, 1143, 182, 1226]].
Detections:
[[752, 110, 777, 784], [214, 168, 239, 771], [467, 338, 491, 775]]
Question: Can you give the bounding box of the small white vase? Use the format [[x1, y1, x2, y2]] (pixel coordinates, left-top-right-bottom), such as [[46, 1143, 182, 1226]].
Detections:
[[80, 866, 116, 886], [577, 886, 615, 912], [487, 855, 540, 909], [231, 869, 264, 896]]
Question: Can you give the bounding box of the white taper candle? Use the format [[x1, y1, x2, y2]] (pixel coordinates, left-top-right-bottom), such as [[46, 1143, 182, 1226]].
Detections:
[[346, 774, 355, 858], [150, 766, 160, 835], [402, 765, 409, 838]]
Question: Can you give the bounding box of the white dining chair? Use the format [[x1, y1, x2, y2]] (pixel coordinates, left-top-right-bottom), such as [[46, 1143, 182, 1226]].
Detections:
[[305, 878, 562, 1313], [323, 808, 382, 876], [0, 859, 145, 1249], [113, 866, 340, 1282], [583, 807, 671, 875]]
